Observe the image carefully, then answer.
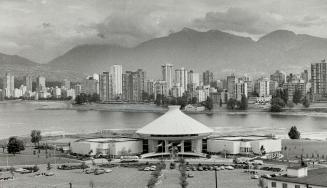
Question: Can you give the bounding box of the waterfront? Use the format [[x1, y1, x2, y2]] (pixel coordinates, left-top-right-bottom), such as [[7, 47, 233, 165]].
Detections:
[[1, 101, 327, 140]]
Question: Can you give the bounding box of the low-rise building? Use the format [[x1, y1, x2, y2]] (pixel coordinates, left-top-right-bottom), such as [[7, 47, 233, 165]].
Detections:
[[265, 166, 327, 188], [207, 136, 281, 155], [71, 138, 143, 157], [282, 139, 327, 160]]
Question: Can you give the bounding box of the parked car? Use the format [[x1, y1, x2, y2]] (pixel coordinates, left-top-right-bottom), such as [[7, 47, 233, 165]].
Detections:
[[251, 175, 259, 179], [94, 169, 105, 175], [85, 169, 95, 174], [144, 167, 151, 171], [187, 173, 194, 178], [45, 172, 54, 176], [104, 169, 112, 173], [197, 166, 203, 171], [191, 166, 197, 171], [225, 166, 234, 170]]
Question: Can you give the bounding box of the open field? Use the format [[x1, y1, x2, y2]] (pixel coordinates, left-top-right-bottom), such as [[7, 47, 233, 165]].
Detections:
[[0, 166, 151, 188], [0, 146, 80, 166]]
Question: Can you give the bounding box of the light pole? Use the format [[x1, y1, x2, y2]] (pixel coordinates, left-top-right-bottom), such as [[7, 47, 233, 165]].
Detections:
[[215, 169, 218, 188]]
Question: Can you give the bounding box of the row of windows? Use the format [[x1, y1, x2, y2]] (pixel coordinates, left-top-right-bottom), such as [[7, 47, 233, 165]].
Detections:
[[150, 134, 199, 137], [271, 182, 312, 188]]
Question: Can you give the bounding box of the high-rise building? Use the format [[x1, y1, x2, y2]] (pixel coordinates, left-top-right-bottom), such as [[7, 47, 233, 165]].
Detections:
[[255, 78, 270, 97], [269, 81, 279, 96], [203, 70, 214, 86], [227, 74, 237, 98], [175, 67, 188, 92], [62, 79, 70, 89], [74, 84, 82, 96], [311, 60, 327, 100], [145, 80, 155, 96], [235, 82, 248, 101], [154, 81, 169, 99], [161, 64, 173, 90], [36, 76, 46, 92], [270, 70, 286, 86], [110, 65, 123, 98], [99, 72, 112, 102], [283, 82, 306, 101], [25, 75, 33, 93], [301, 70, 309, 83], [122, 69, 146, 102], [3, 73, 14, 98], [188, 70, 200, 92], [82, 77, 99, 95]]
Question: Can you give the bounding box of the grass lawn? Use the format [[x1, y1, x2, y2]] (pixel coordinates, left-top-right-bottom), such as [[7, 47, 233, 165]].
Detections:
[[0, 166, 151, 188], [0, 146, 80, 166], [187, 169, 259, 188], [157, 169, 261, 188]]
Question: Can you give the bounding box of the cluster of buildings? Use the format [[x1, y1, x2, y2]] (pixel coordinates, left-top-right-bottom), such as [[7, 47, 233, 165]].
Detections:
[[67, 106, 282, 158], [2, 58, 327, 103], [0, 73, 75, 100]]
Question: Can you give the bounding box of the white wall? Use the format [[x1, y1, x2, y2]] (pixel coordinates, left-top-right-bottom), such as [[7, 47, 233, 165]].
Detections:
[[207, 140, 240, 154], [282, 139, 327, 159], [111, 141, 143, 155], [71, 142, 100, 155], [266, 179, 326, 188], [251, 139, 282, 154]]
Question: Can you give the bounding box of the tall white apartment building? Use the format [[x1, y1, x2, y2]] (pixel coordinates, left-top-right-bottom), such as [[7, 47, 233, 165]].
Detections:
[[175, 67, 188, 92], [110, 65, 122, 98], [161, 64, 173, 90]]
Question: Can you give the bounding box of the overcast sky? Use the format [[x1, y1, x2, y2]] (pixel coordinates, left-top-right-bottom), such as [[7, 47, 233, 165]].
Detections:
[[1, 0, 327, 63]]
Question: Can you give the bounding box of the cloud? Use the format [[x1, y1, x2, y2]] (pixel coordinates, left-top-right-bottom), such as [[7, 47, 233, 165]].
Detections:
[[192, 8, 285, 35], [1, 0, 327, 63]]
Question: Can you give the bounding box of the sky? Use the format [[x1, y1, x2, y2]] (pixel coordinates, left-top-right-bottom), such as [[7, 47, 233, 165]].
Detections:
[[1, 0, 327, 63]]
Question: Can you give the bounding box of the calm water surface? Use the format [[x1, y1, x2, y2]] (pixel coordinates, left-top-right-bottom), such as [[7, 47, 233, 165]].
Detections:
[[0, 102, 327, 139]]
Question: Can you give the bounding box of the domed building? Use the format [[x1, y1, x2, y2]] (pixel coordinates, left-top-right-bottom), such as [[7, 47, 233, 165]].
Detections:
[[137, 106, 213, 158]]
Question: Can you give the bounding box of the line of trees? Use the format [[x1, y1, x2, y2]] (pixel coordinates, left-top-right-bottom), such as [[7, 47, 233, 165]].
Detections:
[[226, 94, 248, 110], [75, 93, 100, 104], [271, 88, 311, 112]]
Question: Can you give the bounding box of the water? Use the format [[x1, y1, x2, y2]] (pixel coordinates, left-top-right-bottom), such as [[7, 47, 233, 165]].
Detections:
[[0, 102, 327, 140]]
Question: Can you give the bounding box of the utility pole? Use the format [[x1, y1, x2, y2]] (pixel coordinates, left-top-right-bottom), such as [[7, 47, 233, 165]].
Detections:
[[215, 169, 218, 188]]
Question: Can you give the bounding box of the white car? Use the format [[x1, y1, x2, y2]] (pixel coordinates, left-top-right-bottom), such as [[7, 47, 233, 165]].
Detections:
[[251, 175, 259, 179], [225, 166, 234, 170], [104, 169, 112, 173], [218, 166, 225, 170], [144, 167, 151, 171]]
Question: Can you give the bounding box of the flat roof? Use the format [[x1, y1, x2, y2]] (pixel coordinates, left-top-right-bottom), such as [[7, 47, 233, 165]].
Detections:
[[76, 137, 140, 143], [267, 168, 327, 187], [209, 135, 276, 141]]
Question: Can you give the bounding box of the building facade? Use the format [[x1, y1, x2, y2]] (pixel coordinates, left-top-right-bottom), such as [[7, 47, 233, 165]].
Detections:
[[311, 60, 327, 101], [110, 65, 123, 99], [162, 64, 173, 90]]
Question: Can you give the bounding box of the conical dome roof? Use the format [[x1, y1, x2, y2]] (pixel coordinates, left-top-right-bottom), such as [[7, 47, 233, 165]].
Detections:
[[136, 106, 213, 136]]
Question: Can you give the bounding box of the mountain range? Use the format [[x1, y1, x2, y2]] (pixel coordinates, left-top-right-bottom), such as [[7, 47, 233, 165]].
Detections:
[[2, 28, 327, 81]]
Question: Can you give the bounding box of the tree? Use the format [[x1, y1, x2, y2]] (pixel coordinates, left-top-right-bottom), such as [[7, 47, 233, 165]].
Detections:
[[47, 162, 51, 170], [7, 137, 25, 155], [288, 126, 300, 139], [227, 98, 237, 110], [292, 89, 302, 104], [260, 145, 266, 155], [191, 97, 197, 104], [81, 162, 88, 172], [239, 94, 248, 110], [202, 97, 213, 111], [302, 96, 310, 108], [31, 130, 42, 147], [75, 93, 88, 104], [270, 97, 285, 112]]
